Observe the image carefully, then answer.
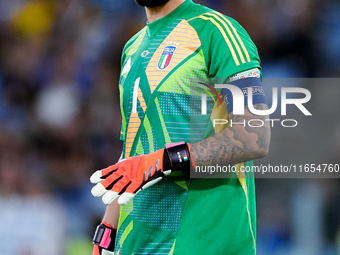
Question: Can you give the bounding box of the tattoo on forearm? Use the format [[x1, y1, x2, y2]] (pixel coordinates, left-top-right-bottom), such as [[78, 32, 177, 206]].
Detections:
[[191, 103, 271, 166]]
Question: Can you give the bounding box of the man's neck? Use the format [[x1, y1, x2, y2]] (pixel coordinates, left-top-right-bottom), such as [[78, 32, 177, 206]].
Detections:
[[146, 0, 186, 23]]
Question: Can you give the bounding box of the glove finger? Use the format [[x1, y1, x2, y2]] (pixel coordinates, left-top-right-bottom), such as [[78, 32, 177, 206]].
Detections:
[[117, 192, 136, 205], [141, 176, 163, 190], [90, 163, 119, 184], [163, 170, 171, 176], [102, 190, 120, 205], [102, 249, 115, 255], [91, 183, 107, 197], [90, 170, 103, 184]]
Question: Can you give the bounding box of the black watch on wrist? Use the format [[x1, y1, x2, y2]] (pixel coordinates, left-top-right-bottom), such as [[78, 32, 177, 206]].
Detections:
[[93, 222, 116, 252]]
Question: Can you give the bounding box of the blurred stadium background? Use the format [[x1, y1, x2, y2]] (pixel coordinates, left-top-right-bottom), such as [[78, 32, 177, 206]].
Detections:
[[0, 0, 339, 254]]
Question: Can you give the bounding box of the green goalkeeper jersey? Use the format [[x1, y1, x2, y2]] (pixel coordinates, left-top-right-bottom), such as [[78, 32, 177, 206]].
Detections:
[[116, 1, 261, 254]]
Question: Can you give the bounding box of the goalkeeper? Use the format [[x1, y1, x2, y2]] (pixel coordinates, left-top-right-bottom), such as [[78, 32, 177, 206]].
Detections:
[[90, 0, 271, 254]]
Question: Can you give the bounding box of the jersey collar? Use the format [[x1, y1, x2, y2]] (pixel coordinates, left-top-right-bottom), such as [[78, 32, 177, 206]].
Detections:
[[146, 0, 193, 38]]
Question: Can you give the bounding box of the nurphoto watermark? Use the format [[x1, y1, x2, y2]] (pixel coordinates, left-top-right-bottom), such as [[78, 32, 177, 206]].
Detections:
[[189, 78, 340, 179], [199, 82, 312, 128]]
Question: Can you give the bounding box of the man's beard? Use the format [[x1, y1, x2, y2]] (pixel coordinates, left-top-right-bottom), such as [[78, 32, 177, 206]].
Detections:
[[135, 0, 170, 8]]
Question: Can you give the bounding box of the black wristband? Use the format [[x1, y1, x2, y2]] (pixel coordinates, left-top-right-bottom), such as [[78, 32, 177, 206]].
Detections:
[[164, 142, 191, 173], [93, 223, 116, 252]]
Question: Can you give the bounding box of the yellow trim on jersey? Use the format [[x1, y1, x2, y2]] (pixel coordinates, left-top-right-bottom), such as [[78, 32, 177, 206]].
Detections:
[[119, 221, 134, 249], [212, 11, 251, 62], [198, 15, 240, 66], [169, 240, 176, 254], [173, 180, 188, 190], [204, 12, 247, 64], [236, 164, 257, 254]]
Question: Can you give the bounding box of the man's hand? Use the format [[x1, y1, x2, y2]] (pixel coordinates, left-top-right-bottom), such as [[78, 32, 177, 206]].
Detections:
[[90, 149, 171, 205]]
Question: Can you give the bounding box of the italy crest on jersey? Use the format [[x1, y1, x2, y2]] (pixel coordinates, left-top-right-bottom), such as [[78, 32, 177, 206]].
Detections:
[[158, 45, 176, 70]]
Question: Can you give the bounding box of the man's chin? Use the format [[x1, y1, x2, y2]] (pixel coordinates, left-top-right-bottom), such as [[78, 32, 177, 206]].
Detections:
[[134, 0, 171, 8]]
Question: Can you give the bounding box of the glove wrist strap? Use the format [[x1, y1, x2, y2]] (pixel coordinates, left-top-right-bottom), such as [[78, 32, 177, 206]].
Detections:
[[165, 142, 191, 173], [93, 222, 116, 252]]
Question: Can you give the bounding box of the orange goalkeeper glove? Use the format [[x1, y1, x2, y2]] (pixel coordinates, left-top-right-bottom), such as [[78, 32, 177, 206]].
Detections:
[[90, 142, 192, 205]]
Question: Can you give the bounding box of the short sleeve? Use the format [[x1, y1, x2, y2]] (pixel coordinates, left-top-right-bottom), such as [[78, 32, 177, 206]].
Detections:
[[193, 11, 262, 79]]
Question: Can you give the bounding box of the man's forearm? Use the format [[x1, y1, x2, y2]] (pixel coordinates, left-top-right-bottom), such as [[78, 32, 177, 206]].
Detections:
[[102, 200, 120, 228], [191, 104, 271, 166]]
